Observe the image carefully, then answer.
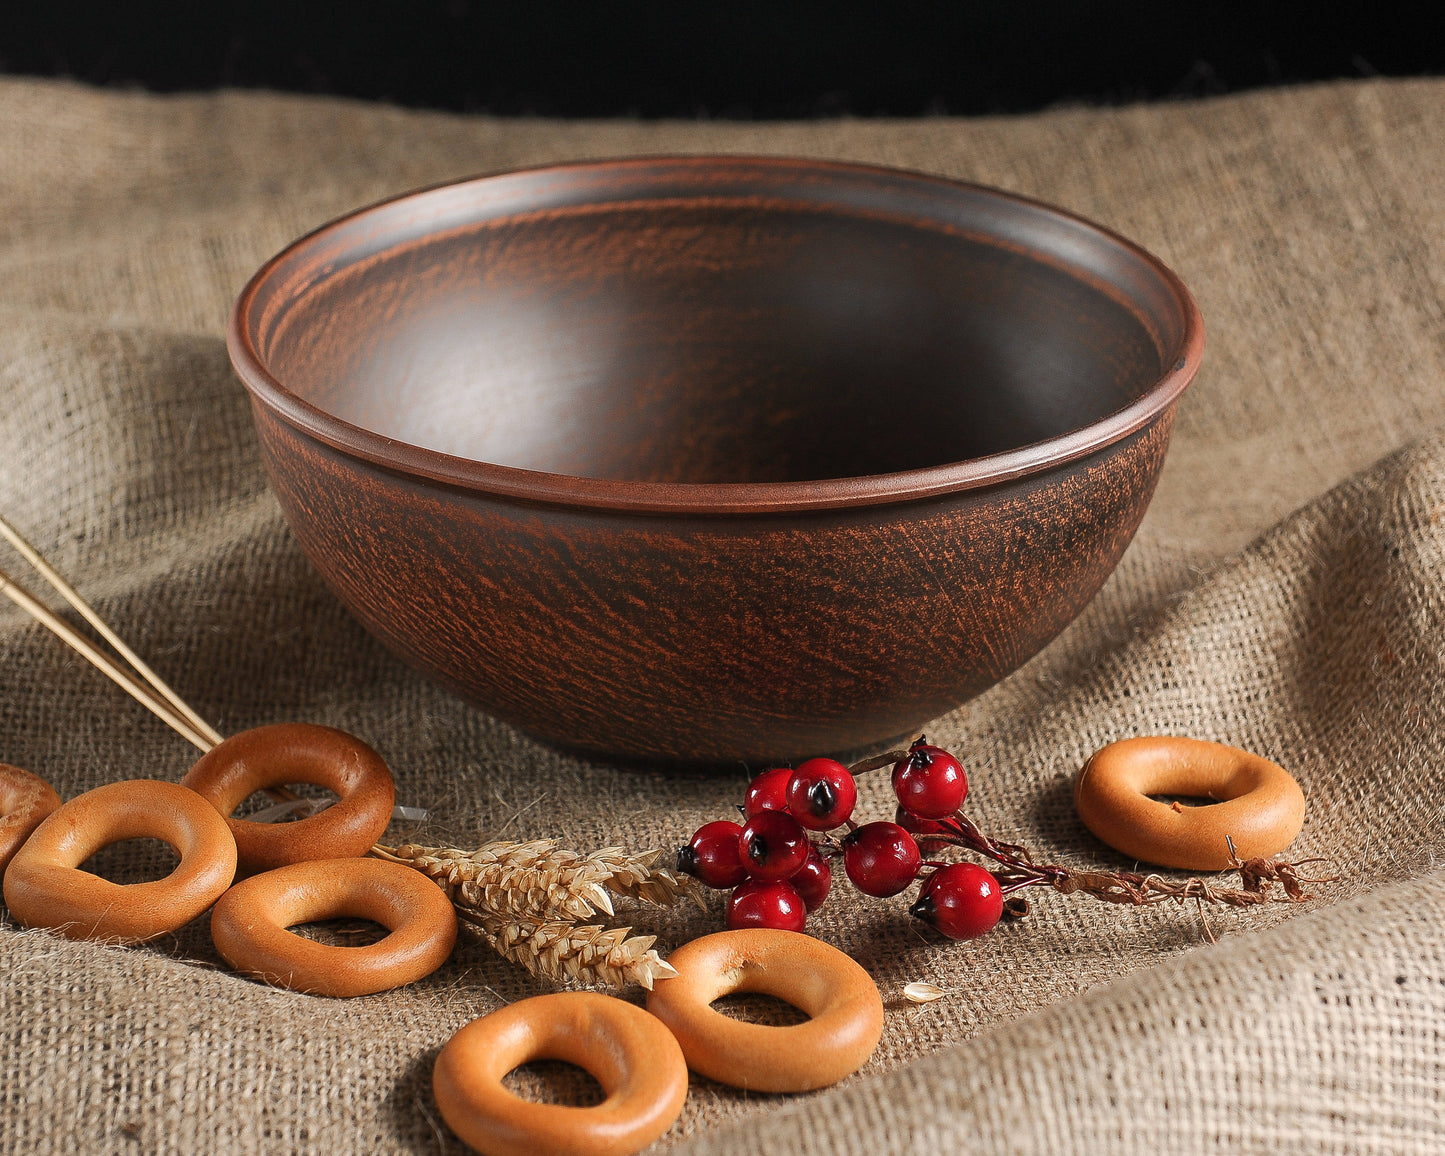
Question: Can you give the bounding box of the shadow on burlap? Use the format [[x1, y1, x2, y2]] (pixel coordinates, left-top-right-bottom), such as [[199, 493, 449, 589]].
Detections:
[[2, 76, 1444, 1153]]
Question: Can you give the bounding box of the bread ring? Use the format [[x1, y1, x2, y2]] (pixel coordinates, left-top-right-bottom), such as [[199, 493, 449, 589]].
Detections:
[[433, 992, 688, 1156], [1074, 736, 1306, 871], [210, 856, 457, 997], [181, 723, 395, 873], [0, 763, 61, 879], [2, 779, 236, 942], [646, 928, 883, 1092]]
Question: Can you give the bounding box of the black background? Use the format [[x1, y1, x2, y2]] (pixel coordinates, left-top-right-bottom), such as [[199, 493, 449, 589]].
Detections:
[[1, 1, 1439, 118]]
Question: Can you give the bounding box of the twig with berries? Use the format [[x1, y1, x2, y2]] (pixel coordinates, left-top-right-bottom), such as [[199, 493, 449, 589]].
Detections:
[[677, 738, 1335, 942]]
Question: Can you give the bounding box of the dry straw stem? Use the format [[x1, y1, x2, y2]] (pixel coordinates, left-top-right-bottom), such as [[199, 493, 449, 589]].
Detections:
[[0, 514, 224, 747], [0, 515, 302, 803], [0, 563, 214, 752]]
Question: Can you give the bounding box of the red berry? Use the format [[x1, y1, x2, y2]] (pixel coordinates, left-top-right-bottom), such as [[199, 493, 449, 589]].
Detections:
[[676, 820, 749, 889], [744, 767, 794, 817], [738, 810, 809, 880], [841, 821, 921, 897], [910, 862, 1003, 939], [727, 879, 807, 932], [891, 738, 968, 820], [894, 804, 957, 855], [790, 847, 832, 912], [786, 757, 857, 830]]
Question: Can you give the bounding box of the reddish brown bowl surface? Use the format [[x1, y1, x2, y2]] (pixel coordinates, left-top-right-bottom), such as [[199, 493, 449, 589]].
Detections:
[[229, 156, 1202, 764]]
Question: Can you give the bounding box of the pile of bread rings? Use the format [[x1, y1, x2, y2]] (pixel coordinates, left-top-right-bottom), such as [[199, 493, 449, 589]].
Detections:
[[435, 928, 885, 1156], [1, 722, 458, 996], [0, 721, 892, 1156]]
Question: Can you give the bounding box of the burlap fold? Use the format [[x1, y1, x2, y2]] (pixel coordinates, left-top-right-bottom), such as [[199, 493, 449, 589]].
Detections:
[[3, 75, 1444, 1152]]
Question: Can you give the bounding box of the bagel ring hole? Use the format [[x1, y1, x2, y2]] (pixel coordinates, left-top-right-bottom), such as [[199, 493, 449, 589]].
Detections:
[[78, 836, 181, 884], [503, 1060, 607, 1108], [1146, 792, 1224, 808], [710, 991, 811, 1027], [286, 916, 391, 948], [236, 783, 341, 822]]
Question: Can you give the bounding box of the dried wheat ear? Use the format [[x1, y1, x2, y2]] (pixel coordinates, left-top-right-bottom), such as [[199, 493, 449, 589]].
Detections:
[[372, 839, 705, 990]]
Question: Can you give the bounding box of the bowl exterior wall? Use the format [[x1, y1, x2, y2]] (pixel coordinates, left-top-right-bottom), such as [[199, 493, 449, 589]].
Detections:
[[252, 403, 1175, 763]]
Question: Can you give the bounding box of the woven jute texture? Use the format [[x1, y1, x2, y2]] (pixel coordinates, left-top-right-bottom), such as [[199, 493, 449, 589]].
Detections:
[[3, 76, 1445, 1152]]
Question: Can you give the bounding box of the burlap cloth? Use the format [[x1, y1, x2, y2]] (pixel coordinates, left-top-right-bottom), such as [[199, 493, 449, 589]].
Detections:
[[3, 75, 1444, 1152]]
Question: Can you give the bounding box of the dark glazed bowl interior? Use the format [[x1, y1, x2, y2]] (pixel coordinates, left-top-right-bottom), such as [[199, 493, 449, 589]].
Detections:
[[231, 157, 1202, 762]]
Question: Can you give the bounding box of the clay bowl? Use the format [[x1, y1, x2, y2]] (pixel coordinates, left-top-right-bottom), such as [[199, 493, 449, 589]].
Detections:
[[229, 156, 1202, 765]]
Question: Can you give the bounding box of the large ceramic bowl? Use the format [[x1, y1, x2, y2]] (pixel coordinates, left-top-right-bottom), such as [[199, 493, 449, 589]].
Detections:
[[229, 156, 1202, 764]]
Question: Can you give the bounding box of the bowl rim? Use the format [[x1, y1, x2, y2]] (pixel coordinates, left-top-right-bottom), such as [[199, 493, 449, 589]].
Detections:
[[229, 154, 1204, 515]]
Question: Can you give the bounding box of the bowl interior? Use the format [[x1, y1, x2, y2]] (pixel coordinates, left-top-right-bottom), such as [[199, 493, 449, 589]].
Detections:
[[255, 164, 1181, 487]]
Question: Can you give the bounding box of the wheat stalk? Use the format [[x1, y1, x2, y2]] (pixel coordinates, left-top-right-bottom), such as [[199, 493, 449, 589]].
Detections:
[[585, 845, 708, 911], [461, 908, 679, 990], [372, 839, 702, 989], [375, 840, 704, 917], [378, 839, 614, 919]]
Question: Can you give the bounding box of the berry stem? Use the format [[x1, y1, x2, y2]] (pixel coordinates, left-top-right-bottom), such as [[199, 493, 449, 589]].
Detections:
[[923, 808, 1334, 909], [845, 748, 913, 777]]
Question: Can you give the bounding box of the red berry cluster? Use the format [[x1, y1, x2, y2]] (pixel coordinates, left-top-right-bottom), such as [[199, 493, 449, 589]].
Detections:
[[677, 738, 1005, 941]]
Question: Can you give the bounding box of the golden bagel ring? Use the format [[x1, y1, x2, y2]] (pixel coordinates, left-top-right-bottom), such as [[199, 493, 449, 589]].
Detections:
[[210, 856, 457, 997], [0, 762, 61, 878], [3, 778, 236, 942], [1074, 736, 1305, 871], [433, 991, 689, 1156], [181, 723, 395, 874], [646, 928, 883, 1092]]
